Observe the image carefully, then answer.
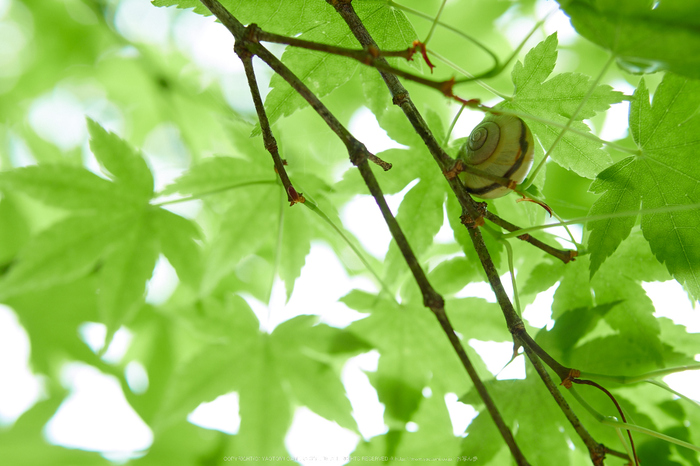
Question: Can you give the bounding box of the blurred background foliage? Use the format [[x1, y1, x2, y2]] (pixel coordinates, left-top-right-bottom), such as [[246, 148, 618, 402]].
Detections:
[[0, 0, 699, 465]]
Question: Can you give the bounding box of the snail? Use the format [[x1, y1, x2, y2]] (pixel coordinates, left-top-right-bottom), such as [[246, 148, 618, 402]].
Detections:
[[458, 114, 535, 199]]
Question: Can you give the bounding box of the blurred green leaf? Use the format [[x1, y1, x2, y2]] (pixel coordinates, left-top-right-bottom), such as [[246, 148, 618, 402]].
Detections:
[[559, 0, 700, 79]]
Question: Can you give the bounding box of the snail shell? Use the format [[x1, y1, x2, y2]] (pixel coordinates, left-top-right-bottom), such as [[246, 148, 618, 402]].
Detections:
[[458, 114, 535, 199]]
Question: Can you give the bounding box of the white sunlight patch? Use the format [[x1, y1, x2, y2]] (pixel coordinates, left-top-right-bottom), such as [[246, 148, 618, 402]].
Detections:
[[145, 255, 179, 306], [78, 323, 132, 364], [341, 179, 419, 260], [644, 280, 700, 332], [469, 339, 525, 380], [456, 272, 514, 303], [124, 361, 149, 395], [523, 282, 558, 330], [348, 106, 408, 154], [444, 392, 477, 437], [188, 392, 241, 435], [285, 407, 359, 465], [114, 0, 174, 46], [44, 363, 152, 457], [342, 351, 386, 440], [28, 89, 86, 151], [0, 305, 43, 426]]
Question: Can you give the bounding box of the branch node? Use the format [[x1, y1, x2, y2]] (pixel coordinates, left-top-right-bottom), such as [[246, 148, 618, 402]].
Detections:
[[460, 212, 484, 228], [264, 137, 278, 153], [287, 185, 305, 206], [366, 44, 380, 58], [444, 159, 465, 180], [560, 368, 581, 389], [245, 23, 261, 43], [460, 201, 487, 228], [411, 40, 435, 72], [440, 77, 456, 97], [425, 294, 445, 311], [392, 92, 410, 107], [510, 321, 526, 336]]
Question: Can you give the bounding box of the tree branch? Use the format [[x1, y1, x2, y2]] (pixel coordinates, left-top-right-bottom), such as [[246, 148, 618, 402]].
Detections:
[[198, 0, 530, 462], [249, 25, 489, 103], [234, 44, 303, 205], [324, 1, 608, 463], [520, 343, 607, 465]]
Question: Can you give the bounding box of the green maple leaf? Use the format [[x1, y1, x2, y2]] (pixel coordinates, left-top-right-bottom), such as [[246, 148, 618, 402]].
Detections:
[[160, 156, 275, 198], [547, 253, 667, 373], [343, 290, 484, 428], [352, 389, 459, 461], [151, 0, 332, 36], [558, 0, 700, 80], [257, 0, 418, 134], [462, 372, 588, 466], [0, 120, 201, 332], [502, 33, 623, 180], [587, 73, 700, 299], [161, 296, 364, 453]]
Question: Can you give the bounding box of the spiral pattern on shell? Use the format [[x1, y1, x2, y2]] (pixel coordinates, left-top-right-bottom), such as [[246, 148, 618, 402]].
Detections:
[[458, 114, 535, 199]]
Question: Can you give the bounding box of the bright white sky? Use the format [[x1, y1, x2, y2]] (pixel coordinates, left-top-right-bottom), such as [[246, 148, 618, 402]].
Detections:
[[0, 0, 698, 464]]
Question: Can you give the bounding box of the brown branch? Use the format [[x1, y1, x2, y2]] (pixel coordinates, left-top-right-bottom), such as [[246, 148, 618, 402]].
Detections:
[[325, 1, 534, 464], [485, 212, 578, 264], [252, 25, 417, 61], [249, 25, 477, 101], [603, 446, 636, 461], [199, 0, 391, 171], [355, 154, 530, 466], [198, 1, 530, 463], [234, 44, 303, 205], [520, 344, 607, 465], [324, 1, 610, 464]]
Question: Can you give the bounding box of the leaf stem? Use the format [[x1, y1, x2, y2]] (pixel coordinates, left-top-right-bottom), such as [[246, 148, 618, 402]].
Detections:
[[580, 364, 700, 385], [525, 54, 617, 188], [422, 0, 447, 47], [302, 200, 392, 296], [500, 203, 700, 239], [389, 0, 500, 73], [152, 180, 277, 206]]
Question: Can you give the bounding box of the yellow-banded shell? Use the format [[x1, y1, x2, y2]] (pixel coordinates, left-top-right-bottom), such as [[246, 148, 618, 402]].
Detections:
[[458, 114, 535, 199]]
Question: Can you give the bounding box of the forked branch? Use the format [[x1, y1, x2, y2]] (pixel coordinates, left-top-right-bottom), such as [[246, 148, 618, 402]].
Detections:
[[325, 1, 610, 464], [199, 0, 529, 462]]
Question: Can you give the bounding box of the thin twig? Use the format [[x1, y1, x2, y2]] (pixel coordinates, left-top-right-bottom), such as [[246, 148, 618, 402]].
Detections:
[[251, 24, 481, 104], [199, 0, 391, 171], [574, 379, 639, 466], [484, 212, 577, 264], [253, 26, 418, 61], [235, 45, 303, 205]]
